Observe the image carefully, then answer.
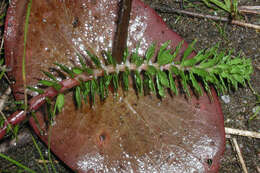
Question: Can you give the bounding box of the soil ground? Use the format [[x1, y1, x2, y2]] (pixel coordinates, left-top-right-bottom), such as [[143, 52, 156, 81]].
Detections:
[[0, 0, 259, 172]]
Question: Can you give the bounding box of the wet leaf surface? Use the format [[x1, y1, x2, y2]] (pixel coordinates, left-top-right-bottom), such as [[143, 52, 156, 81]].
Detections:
[[4, 0, 225, 172]]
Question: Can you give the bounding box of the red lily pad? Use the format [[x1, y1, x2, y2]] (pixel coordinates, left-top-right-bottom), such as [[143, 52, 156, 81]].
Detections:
[[4, 0, 225, 172]]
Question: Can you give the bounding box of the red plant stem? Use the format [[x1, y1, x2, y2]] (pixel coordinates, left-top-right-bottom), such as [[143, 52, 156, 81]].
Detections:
[[0, 62, 182, 140], [0, 110, 26, 139]]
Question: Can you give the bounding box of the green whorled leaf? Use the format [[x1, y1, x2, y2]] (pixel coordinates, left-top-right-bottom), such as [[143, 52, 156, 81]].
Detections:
[[85, 67, 94, 75], [198, 58, 218, 69], [229, 58, 243, 65], [210, 74, 223, 95], [158, 49, 173, 66], [211, 67, 222, 74], [131, 42, 144, 67], [230, 66, 245, 74], [224, 0, 231, 10], [77, 54, 93, 74], [122, 68, 130, 91], [54, 63, 74, 78], [158, 41, 171, 58], [220, 70, 229, 78], [41, 71, 58, 81], [168, 71, 178, 95], [229, 77, 238, 91], [182, 39, 197, 63], [189, 72, 203, 96], [123, 48, 129, 64], [144, 72, 156, 94], [75, 86, 81, 108], [158, 70, 170, 88], [203, 79, 212, 97], [136, 57, 144, 67], [76, 52, 86, 66], [181, 50, 204, 67], [145, 43, 156, 62], [90, 79, 98, 104], [156, 72, 165, 97], [27, 86, 44, 94], [203, 44, 219, 60], [217, 64, 230, 70], [86, 50, 101, 68], [103, 73, 112, 96], [179, 71, 190, 97], [78, 81, 87, 103], [72, 67, 83, 75], [104, 73, 112, 87], [84, 81, 91, 99], [112, 73, 119, 93], [52, 83, 62, 92], [172, 41, 184, 60], [157, 40, 174, 66], [181, 58, 197, 67], [38, 80, 61, 91], [147, 65, 157, 76], [214, 51, 226, 65], [219, 76, 228, 93], [134, 70, 143, 94], [170, 65, 180, 76], [233, 74, 245, 85], [99, 77, 105, 101], [56, 93, 65, 112], [104, 51, 116, 67], [222, 51, 232, 62]]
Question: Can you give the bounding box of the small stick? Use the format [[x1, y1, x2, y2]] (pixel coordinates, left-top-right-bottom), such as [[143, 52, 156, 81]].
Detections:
[[225, 127, 260, 139], [153, 5, 260, 30], [239, 6, 260, 15], [232, 138, 248, 173], [36, 159, 59, 164]]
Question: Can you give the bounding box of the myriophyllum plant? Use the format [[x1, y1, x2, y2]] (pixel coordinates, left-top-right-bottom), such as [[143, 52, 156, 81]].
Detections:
[[0, 38, 253, 139], [29, 39, 253, 114]]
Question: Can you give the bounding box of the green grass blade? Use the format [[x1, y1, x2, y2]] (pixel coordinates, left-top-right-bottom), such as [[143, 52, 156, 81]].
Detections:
[[22, 0, 32, 112], [0, 153, 36, 173], [31, 134, 49, 173]]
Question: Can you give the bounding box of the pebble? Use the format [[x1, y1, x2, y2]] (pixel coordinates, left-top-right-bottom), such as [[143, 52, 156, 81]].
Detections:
[[221, 95, 230, 104]]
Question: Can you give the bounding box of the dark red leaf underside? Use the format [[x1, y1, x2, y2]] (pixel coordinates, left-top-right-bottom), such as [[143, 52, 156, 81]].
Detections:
[[4, 0, 225, 172]]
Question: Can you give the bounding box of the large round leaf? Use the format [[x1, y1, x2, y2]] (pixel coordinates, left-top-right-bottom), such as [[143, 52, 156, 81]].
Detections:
[[4, 0, 225, 172]]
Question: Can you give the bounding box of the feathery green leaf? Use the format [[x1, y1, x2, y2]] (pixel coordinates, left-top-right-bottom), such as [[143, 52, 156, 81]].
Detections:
[[54, 63, 74, 78]]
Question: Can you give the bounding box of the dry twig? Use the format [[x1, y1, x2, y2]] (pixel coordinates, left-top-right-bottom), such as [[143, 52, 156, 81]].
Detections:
[[153, 5, 260, 30], [36, 159, 59, 164], [239, 6, 260, 15], [232, 138, 248, 173], [225, 127, 260, 139]]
